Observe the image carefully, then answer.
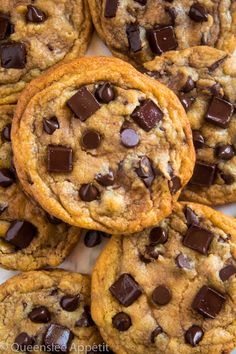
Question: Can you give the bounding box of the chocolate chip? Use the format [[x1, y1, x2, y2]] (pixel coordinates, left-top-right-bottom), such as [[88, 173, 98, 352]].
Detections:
[[151, 326, 163, 343], [134, 0, 147, 5], [219, 265, 236, 282], [14, 333, 35, 352], [67, 86, 100, 121], [79, 183, 100, 202], [168, 175, 181, 195], [81, 130, 101, 150], [120, 128, 139, 148], [5, 220, 37, 249], [192, 285, 225, 319], [43, 117, 59, 135], [152, 285, 172, 306], [184, 206, 199, 226], [179, 95, 195, 112], [84, 230, 102, 247], [0, 42, 26, 69], [1, 123, 11, 142], [183, 224, 214, 255], [185, 325, 204, 346], [221, 173, 234, 185], [131, 99, 163, 132], [112, 312, 132, 331], [43, 324, 74, 353], [145, 245, 160, 260], [47, 145, 73, 173], [0, 14, 10, 40], [205, 96, 234, 128], [109, 273, 142, 307], [192, 130, 204, 149], [95, 170, 115, 186], [95, 82, 115, 103], [60, 295, 80, 312], [46, 214, 62, 225], [208, 56, 228, 72], [149, 227, 168, 245], [104, 0, 119, 18], [26, 5, 47, 23], [29, 306, 51, 323], [175, 253, 191, 269], [147, 26, 177, 55], [165, 7, 177, 25], [189, 3, 208, 22], [181, 76, 195, 93], [75, 305, 94, 327], [0, 168, 15, 188], [126, 24, 142, 52], [190, 160, 216, 186], [135, 156, 155, 188], [215, 144, 235, 160]]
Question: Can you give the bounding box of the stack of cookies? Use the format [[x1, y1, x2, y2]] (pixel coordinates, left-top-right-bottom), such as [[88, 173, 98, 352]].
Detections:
[[0, 1, 235, 353]]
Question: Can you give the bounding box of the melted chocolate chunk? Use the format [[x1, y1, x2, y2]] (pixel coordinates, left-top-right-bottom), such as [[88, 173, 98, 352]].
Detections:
[[149, 227, 168, 245], [26, 5, 47, 23], [14, 333, 35, 352], [84, 230, 102, 247], [192, 285, 226, 319], [219, 265, 236, 282], [112, 312, 132, 331], [145, 245, 160, 260], [120, 128, 139, 148], [47, 145, 73, 173], [181, 76, 195, 93], [221, 173, 234, 185], [165, 7, 177, 25], [79, 183, 100, 202], [184, 206, 199, 226], [134, 0, 147, 5], [192, 130, 204, 149], [183, 224, 214, 255], [95, 170, 115, 186], [95, 82, 115, 103], [126, 24, 142, 52], [168, 175, 181, 195], [175, 253, 191, 269], [109, 273, 142, 307], [190, 160, 216, 186], [75, 305, 94, 327], [189, 3, 208, 22], [0, 14, 10, 40], [1, 123, 12, 142], [179, 94, 195, 112], [81, 130, 101, 150], [43, 117, 59, 135], [0, 203, 8, 214], [208, 56, 228, 72], [0, 42, 26, 69], [29, 306, 51, 323], [205, 96, 234, 128], [5, 220, 37, 249], [60, 295, 80, 312], [152, 285, 172, 306], [215, 144, 235, 160], [131, 99, 163, 132], [185, 325, 204, 346], [147, 26, 177, 55], [135, 156, 155, 188], [104, 0, 119, 18], [46, 214, 62, 225], [67, 87, 100, 121], [0, 168, 15, 187], [43, 324, 74, 353], [151, 326, 163, 343]]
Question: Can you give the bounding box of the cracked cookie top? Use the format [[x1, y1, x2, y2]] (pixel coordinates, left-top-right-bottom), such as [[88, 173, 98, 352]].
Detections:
[[88, 0, 236, 65], [144, 46, 236, 205], [0, 0, 92, 104], [91, 202, 236, 354], [12, 57, 195, 234]]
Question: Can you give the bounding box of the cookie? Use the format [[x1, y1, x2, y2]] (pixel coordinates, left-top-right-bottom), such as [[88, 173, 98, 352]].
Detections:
[[0, 270, 104, 353], [91, 202, 236, 354], [0, 0, 92, 105], [0, 105, 81, 271], [12, 57, 195, 234], [143, 46, 236, 205], [88, 0, 236, 65]]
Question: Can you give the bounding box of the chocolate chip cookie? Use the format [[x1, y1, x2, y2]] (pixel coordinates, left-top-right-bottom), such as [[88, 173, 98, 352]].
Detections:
[[0, 0, 92, 105], [92, 202, 236, 354], [144, 46, 236, 205], [0, 105, 81, 271], [0, 270, 103, 353], [12, 57, 195, 234], [88, 0, 236, 65]]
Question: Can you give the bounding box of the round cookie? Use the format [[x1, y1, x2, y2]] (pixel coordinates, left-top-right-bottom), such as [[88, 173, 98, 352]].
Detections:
[[88, 0, 236, 65], [144, 46, 236, 205], [0, 0, 92, 105], [12, 57, 195, 234], [0, 270, 103, 353], [92, 202, 236, 354], [0, 105, 81, 271]]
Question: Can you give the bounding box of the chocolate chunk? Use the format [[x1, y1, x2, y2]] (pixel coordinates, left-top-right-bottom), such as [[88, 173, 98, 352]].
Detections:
[[43, 117, 59, 135], [1, 123, 11, 142], [151, 326, 163, 343], [43, 324, 74, 353], [149, 227, 168, 245], [112, 312, 132, 331], [192, 285, 226, 319], [0, 168, 15, 187], [219, 265, 236, 282], [221, 173, 234, 185], [104, 0, 119, 18], [0, 14, 10, 40], [183, 224, 214, 255], [190, 160, 216, 186], [120, 128, 139, 148], [135, 156, 155, 188], [5, 220, 37, 249], [1, 42, 26, 69], [175, 253, 191, 269], [152, 285, 172, 306], [147, 26, 177, 55], [95, 82, 115, 103], [131, 99, 163, 132], [205, 96, 234, 128], [46, 214, 62, 225], [185, 325, 204, 346], [29, 306, 51, 323], [109, 273, 142, 307], [189, 3, 208, 22], [208, 56, 228, 72], [168, 175, 181, 195], [184, 206, 199, 226], [215, 144, 235, 160], [126, 24, 142, 53], [67, 87, 100, 121], [134, 0, 147, 5], [84, 230, 102, 247], [47, 145, 73, 173], [179, 94, 195, 112], [75, 305, 94, 327], [81, 130, 101, 150], [79, 183, 100, 202], [26, 5, 47, 23], [192, 130, 204, 149], [60, 295, 80, 312], [95, 170, 115, 186], [14, 333, 35, 352], [181, 76, 195, 93]]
